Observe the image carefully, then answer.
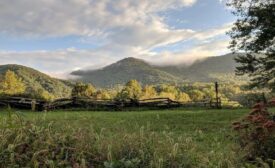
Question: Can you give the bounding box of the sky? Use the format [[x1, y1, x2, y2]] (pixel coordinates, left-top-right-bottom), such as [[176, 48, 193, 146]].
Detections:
[[0, 0, 236, 78]]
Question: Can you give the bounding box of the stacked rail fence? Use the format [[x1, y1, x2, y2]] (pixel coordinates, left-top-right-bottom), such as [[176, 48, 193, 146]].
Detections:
[[0, 96, 222, 111]]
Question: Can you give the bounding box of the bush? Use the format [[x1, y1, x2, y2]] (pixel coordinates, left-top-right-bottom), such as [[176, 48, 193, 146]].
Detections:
[[233, 102, 275, 165]]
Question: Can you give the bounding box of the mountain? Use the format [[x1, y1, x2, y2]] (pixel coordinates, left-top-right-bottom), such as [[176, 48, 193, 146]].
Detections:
[[0, 64, 72, 98], [158, 53, 246, 82], [71, 54, 248, 87], [71, 57, 181, 87]]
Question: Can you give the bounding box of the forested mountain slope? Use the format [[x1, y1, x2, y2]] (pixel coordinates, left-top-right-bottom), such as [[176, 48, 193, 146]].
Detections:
[[72, 57, 182, 87], [0, 64, 72, 98], [71, 54, 246, 87]]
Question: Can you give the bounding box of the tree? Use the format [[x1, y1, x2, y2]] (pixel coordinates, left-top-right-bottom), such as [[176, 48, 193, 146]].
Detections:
[[158, 85, 179, 100], [94, 90, 111, 99], [227, 0, 275, 92], [0, 70, 26, 95], [36, 88, 54, 100], [188, 90, 204, 101], [202, 88, 216, 99], [141, 85, 157, 99], [116, 80, 142, 100], [176, 92, 191, 102], [71, 82, 96, 97]]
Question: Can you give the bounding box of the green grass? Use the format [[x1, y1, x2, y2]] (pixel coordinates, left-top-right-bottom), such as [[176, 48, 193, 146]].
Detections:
[[0, 108, 274, 167]]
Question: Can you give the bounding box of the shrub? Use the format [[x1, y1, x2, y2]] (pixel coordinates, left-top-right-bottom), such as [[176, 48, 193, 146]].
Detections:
[[233, 102, 275, 165]]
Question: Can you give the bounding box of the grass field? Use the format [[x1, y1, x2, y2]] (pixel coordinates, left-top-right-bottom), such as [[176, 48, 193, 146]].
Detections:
[[1, 107, 275, 167]]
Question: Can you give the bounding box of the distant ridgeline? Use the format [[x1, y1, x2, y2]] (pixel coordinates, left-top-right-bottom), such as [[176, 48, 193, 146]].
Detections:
[[71, 53, 249, 88]]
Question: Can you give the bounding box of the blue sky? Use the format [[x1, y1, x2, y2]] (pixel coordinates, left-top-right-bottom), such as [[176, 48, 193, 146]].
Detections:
[[0, 0, 235, 77]]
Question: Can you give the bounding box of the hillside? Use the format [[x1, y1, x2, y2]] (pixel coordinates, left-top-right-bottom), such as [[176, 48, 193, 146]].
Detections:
[[0, 64, 72, 98], [71, 54, 249, 87], [158, 53, 247, 83], [71, 57, 182, 87]]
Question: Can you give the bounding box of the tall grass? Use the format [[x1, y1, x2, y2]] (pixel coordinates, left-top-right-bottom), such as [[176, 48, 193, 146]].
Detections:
[[0, 108, 265, 167]]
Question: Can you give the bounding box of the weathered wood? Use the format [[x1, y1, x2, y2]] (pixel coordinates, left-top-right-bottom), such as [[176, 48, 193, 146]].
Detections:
[[0, 96, 224, 111]]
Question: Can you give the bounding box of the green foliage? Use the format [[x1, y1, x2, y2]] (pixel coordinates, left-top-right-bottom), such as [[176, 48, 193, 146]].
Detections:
[[187, 90, 205, 101], [0, 70, 26, 95], [0, 64, 72, 99], [227, 0, 275, 92], [94, 89, 111, 99], [116, 80, 142, 100], [158, 84, 178, 100], [28, 88, 55, 100], [71, 82, 96, 98], [141, 85, 157, 99], [176, 92, 191, 102]]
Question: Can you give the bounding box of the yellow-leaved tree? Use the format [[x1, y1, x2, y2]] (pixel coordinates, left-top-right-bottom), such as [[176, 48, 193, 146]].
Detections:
[[71, 82, 96, 98], [141, 85, 157, 99], [0, 70, 26, 95], [116, 80, 142, 100]]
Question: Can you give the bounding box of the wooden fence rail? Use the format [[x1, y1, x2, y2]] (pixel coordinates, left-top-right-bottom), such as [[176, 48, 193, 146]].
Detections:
[[0, 96, 222, 111]]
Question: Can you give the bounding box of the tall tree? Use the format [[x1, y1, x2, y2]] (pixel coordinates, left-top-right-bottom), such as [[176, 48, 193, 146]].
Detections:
[[227, 0, 275, 92], [0, 70, 26, 95]]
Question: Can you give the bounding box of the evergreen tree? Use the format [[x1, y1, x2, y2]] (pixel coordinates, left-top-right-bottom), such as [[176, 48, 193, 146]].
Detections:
[[227, 0, 275, 92], [0, 70, 26, 95]]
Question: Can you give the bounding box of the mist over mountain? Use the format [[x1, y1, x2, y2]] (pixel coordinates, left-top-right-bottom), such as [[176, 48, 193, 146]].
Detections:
[[71, 57, 182, 87], [0, 54, 248, 90], [71, 53, 248, 87]]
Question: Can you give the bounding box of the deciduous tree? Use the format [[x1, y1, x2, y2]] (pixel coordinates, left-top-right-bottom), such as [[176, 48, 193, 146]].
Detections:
[[116, 80, 142, 100], [141, 85, 157, 99], [71, 82, 96, 97], [0, 70, 26, 95]]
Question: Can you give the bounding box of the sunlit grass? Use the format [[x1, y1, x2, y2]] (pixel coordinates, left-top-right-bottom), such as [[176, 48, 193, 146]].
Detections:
[[0, 108, 274, 167]]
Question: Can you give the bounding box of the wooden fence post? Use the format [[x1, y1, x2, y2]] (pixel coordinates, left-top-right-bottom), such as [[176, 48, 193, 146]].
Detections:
[[215, 82, 221, 109], [31, 99, 36, 111]]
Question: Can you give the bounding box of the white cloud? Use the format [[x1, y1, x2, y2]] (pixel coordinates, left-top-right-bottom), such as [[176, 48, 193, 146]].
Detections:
[[0, 49, 116, 78], [0, 37, 231, 78], [144, 39, 231, 65], [0, 0, 197, 37], [0, 0, 235, 77]]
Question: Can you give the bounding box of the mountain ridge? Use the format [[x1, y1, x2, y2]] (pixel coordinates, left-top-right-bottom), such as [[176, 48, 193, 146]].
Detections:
[[71, 53, 247, 87], [72, 57, 182, 87]]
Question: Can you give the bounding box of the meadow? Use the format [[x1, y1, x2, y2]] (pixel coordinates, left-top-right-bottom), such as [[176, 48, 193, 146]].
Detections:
[[0, 107, 274, 167]]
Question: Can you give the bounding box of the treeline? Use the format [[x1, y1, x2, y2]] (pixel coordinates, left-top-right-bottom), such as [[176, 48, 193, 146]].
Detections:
[[0, 70, 271, 107], [71, 80, 270, 107]]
